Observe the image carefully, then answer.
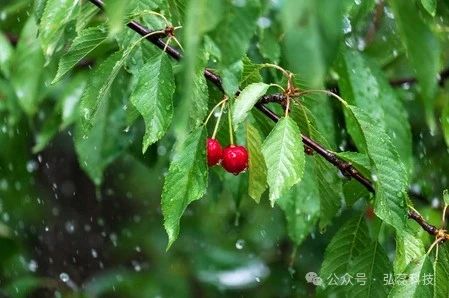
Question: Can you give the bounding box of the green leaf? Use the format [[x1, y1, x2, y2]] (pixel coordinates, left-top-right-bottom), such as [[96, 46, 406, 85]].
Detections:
[[33, 0, 48, 22], [258, 28, 281, 63], [282, 0, 345, 87], [80, 41, 140, 131], [246, 123, 267, 202], [338, 49, 413, 172], [420, 0, 436, 16], [349, 242, 393, 297], [441, 101, 449, 148], [434, 244, 449, 297], [130, 52, 174, 153], [0, 32, 13, 77], [182, 0, 222, 127], [60, 76, 86, 129], [389, 254, 433, 297], [262, 117, 305, 205], [166, 0, 185, 25], [221, 61, 243, 97], [162, 127, 208, 249], [183, 0, 222, 68], [319, 216, 370, 294], [390, 0, 440, 132], [80, 52, 124, 130], [240, 57, 263, 88], [39, 0, 80, 58], [290, 103, 342, 228], [10, 17, 45, 116], [336, 151, 371, 174], [232, 83, 269, 128], [74, 72, 132, 185], [314, 156, 343, 229], [53, 26, 108, 84], [344, 104, 408, 232], [277, 159, 319, 246], [394, 225, 425, 274], [105, 0, 130, 37], [211, 0, 261, 67], [189, 68, 210, 128], [76, 4, 99, 32], [33, 76, 86, 153]]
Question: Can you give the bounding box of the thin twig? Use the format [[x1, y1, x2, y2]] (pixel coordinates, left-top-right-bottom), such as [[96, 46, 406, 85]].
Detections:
[[86, 0, 445, 238]]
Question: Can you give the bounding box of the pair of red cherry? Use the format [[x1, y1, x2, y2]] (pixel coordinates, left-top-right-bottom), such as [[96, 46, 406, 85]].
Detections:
[[207, 138, 248, 175]]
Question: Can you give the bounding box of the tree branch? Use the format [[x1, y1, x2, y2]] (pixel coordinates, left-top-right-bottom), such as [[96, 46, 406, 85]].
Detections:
[[86, 0, 444, 238]]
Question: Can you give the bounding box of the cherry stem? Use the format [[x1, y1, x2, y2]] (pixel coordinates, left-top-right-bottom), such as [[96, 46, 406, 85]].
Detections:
[[145, 11, 170, 26], [442, 204, 448, 227], [269, 83, 286, 93], [203, 97, 229, 126], [285, 94, 290, 118], [163, 36, 172, 52], [227, 102, 234, 145], [170, 35, 184, 50], [211, 101, 226, 139], [130, 30, 166, 50], [297, 89, 347, 105], [427, 237, 443, 255], [262, 63, 291, 79]]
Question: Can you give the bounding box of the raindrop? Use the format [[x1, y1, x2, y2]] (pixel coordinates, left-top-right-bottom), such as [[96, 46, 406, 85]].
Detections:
[[132, 260, 141, 272], [401, 82, 411, 90], [342, 16, 352, 34], [91, 249, 98, 258], [432, 198, 440, 208], [28, 259, 38, 272], [0, 179, 8, 190], [257, 17, 272, 29], [384, 6, 395, 19], [235, 239, 245, 250], [59, 272, 70, 283], [65, 221, 75, 234], [357, 38, 366, 51], [26, 160, 38, 173]]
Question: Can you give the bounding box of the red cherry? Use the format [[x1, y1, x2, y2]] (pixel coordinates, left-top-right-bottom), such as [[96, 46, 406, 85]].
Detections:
[[222, 145, 248, 175], [207, 138, 223, 166]]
